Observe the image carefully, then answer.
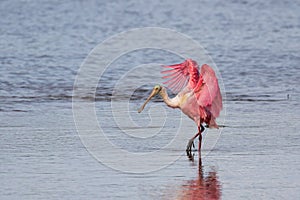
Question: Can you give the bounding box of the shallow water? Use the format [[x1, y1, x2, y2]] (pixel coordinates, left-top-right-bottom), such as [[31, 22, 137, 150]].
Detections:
[[1, 0, 300, 199]]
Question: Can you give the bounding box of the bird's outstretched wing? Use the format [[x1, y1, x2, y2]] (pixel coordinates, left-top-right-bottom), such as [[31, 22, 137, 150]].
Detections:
[[194, 64, 222, 118], [161, 59, 200, 93]]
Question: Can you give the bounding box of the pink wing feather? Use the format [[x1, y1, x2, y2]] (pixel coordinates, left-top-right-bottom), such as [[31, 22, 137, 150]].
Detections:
[[161, 59, 199, 93], [162, 59, 222, 121], [195, 64, 223, 118]]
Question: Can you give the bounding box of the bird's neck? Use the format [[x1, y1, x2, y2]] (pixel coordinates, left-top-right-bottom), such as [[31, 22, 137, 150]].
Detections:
[[159, 87, 180, 108]]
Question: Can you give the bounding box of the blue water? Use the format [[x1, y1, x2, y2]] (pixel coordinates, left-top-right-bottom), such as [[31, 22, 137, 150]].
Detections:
[[1, 0, 299, 199]]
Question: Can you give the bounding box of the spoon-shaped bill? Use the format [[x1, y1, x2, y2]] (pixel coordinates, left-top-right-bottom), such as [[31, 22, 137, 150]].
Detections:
[[138, 89, 157, 113], [138, 98, 151, 113]]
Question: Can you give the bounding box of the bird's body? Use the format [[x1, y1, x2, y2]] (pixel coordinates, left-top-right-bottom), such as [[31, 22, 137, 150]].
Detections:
[[159, 86, 200, 123], [138, 59, 222, 152]]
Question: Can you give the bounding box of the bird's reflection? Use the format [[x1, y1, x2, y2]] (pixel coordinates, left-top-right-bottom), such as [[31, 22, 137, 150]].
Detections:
[[178, 152, 221, 200]]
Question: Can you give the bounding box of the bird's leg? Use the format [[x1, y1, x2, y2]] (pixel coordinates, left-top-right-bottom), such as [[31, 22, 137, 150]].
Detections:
[[186, 126, 201, 153], [186, 133, 198, 152], [198, 124, 205, 152], [198, 132, 202, 152]]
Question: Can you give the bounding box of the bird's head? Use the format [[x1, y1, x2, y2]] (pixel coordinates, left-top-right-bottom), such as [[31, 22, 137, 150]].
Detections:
[[138, 85, 162, 113]]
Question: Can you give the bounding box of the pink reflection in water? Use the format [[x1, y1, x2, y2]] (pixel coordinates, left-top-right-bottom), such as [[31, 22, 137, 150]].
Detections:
[[178, 155, 221, 200]]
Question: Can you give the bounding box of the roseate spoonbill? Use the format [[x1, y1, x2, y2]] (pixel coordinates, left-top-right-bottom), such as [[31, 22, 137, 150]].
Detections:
[[138, 59, 222, 152]]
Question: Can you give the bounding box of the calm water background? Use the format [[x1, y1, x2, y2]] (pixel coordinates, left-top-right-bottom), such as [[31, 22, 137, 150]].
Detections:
[[1, 0, 299, 199]]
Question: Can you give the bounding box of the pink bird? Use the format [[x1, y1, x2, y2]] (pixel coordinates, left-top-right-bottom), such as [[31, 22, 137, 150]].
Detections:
[[138, 59, 223, 152]]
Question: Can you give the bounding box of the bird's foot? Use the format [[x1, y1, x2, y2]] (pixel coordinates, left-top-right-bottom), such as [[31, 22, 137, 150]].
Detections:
[[186, 139, 195, 152], [186, 150, 194, 161]]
